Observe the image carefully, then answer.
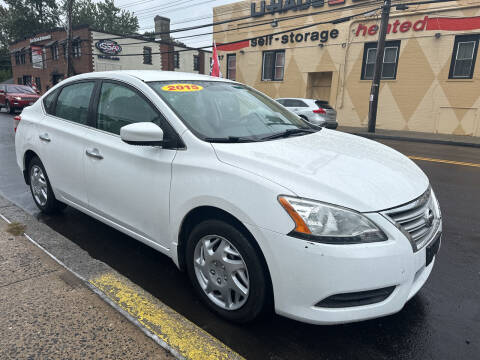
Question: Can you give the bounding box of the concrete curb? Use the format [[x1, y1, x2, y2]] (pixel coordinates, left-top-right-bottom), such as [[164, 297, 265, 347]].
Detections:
[[0, 196, 244, 360], [345, 132, 480, 148]]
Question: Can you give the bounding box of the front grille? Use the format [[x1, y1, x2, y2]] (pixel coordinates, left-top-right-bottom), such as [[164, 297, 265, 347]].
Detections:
[[383, 187, 440, 251], [22, 97, 37, 102]]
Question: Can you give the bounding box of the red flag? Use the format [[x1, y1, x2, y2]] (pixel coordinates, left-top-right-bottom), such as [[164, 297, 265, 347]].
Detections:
[[210, 41, 221, 77]]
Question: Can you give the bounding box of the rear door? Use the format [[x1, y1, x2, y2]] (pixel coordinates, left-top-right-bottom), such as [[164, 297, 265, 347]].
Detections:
[[84, 80, 177, 248], [38, 81, 96, 208]]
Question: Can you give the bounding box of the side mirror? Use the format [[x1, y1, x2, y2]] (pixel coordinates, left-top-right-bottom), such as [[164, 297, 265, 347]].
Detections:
[[120, 122, 164, 146]]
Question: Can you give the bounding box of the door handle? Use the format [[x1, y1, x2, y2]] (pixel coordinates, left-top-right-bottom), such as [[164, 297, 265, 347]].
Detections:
[[39, 133, 51, 142], [85, 148, 104, 160]]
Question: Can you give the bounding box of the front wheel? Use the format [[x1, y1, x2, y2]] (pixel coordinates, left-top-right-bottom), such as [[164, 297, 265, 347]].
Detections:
[[28, 156, 67, 214], [186, 219, 269, 323]]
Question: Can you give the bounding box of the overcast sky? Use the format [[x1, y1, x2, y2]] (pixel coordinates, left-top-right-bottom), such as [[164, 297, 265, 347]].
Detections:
[[114, 0, 242, 48]]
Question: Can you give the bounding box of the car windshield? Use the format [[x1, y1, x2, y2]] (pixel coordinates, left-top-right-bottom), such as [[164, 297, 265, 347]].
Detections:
[[149, 81, 317, 142], [6, 85, 36, 94]]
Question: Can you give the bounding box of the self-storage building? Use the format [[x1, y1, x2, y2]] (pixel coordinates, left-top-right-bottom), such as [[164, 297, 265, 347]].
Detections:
[[213, 0, 480, 137]]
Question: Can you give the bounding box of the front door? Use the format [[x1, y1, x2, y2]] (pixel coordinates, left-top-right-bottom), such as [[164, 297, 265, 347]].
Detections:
[[84, 80, 176, 248], [307, 72, 333, 102], [38, 81, 95, 208]]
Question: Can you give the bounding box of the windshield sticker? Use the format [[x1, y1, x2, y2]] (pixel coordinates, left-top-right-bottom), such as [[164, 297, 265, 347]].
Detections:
[[161, 84, 203, 92]]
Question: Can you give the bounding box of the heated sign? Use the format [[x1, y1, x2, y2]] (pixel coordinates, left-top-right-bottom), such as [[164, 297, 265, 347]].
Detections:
[[95, 39, 122, 55]]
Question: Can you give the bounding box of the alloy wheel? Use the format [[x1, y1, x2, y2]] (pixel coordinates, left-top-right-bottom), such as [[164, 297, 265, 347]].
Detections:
[[30, 165, 48, 207], [193, 235, 250, 311]]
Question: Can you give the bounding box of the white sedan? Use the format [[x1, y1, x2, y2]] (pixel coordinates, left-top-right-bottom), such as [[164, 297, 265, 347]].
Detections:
[[15, 71, 442, 324]]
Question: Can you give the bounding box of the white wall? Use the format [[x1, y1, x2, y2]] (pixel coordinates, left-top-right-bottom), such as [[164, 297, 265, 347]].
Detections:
[[174, 46, 198, 73], [92, 31, 161, 72]]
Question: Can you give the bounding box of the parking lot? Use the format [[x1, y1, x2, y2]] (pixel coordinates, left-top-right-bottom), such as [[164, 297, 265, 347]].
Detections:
[[0, 110, 479, 359]]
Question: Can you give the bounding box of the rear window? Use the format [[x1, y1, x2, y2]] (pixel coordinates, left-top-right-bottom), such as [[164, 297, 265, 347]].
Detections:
[[315, 100, 333, 110]]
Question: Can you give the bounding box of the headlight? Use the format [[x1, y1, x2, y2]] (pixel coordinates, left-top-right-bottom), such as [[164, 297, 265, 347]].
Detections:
[[14, 96, 22, 101], [278, 196, 387, 244]]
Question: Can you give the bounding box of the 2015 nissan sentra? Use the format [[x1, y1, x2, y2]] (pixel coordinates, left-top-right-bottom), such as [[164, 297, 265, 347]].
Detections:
[[15, 71, 442, 324]]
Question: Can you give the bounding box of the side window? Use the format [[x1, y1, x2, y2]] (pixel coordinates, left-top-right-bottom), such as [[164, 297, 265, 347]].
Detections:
[[43, 90, 58, 114], [282, 99, 296, 107], [55, 82, 95, 124], [293, 100, 308, 107], [96, 82, 163, 135]]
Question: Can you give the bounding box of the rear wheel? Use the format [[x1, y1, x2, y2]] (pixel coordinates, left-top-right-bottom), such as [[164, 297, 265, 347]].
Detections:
[[186, 219, 269, 323], [28, 156, 66, 214]]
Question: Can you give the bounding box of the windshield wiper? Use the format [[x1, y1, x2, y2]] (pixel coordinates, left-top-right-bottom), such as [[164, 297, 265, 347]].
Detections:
[[259, 128, 318, 141], [204, 136, 256, 143]]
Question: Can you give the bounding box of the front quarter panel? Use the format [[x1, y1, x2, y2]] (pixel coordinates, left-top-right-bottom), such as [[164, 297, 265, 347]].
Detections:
[[169, 133, 296, 266]]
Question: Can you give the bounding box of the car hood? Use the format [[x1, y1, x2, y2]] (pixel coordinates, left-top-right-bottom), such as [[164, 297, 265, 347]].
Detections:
[[212, 129, 429, 212]]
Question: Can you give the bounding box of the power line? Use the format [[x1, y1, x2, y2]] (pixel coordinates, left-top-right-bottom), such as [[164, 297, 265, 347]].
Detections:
[[97, 0, 385, 41]]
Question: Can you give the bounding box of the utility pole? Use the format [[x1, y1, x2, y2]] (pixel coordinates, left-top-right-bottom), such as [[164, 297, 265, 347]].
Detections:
[[367, 0, 391, 133], [66, 0, 74, 77]]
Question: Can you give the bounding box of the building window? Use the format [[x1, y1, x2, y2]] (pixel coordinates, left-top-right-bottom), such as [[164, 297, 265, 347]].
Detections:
[[361, 41, 400, 80], [143, 46, 152, 65], [17, 77, 22, 85], [19, 51, 26, 65], [174, 52, 180, 69], [29, 49, 32, 63], [227, 54, 236, 80], [262, 50, 285, 81], [51, 45, 59, 60], [73, 41, 82, 58], [449, 34, 479, 79], [193, 55, 199, 71], [22, 75, 32, 87], [15, 52, 20, 65]]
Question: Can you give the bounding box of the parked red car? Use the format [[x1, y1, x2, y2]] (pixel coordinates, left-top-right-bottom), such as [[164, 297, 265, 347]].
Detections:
[[0, 84, 40, 114]]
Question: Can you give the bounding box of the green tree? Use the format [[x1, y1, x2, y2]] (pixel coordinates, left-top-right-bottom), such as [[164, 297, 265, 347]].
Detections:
[[2, 0, 60, 41], [71, 0, 139, 34]]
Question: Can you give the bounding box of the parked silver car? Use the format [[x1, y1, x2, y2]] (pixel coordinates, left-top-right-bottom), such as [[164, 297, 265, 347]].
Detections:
[[276, 98, 338, 129]]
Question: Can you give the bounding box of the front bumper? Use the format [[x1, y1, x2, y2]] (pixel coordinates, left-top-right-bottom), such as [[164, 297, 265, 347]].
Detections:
[[245, 213, 441, 325]]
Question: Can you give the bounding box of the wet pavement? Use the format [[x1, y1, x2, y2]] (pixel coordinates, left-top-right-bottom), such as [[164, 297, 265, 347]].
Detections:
[[0, 220, 172, 359], [1, 111, 479, 359]]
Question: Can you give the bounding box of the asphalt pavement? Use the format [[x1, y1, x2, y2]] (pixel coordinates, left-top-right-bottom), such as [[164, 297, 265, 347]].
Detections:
[[0, 110, 479, 360]]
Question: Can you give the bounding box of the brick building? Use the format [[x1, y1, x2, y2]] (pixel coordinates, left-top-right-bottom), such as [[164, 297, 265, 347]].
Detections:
[[9, 18, 212, 94]]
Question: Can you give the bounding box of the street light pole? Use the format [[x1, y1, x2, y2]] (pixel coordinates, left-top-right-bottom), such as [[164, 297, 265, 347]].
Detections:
[[367, 0, 391, 133], [66, 0, 74, 77]]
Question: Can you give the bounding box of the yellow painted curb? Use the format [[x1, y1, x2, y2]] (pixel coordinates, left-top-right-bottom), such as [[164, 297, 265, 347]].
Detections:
[[90, 273, 244, 360], [408, 156, 480, 168]]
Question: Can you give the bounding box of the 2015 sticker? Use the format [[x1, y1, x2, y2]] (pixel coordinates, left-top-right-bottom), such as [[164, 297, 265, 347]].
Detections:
[[161, 84, 203, 92]]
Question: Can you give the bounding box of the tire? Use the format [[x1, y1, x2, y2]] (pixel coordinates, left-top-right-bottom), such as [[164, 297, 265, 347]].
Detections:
[[186, 219, 269, 323], [5, 100, 14, 114], [28, 156, 67, 214]]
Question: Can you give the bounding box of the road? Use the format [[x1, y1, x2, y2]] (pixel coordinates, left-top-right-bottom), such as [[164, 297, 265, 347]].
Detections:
[[1, 110, 479, 359]]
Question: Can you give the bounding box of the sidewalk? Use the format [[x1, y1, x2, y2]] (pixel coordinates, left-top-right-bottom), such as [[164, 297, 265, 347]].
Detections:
[[337, 126, 480, 148], [0, 219, 172, 360]]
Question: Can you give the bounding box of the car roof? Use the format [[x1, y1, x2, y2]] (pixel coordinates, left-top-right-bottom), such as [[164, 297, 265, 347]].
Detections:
[[69, 70, 235, 83]]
